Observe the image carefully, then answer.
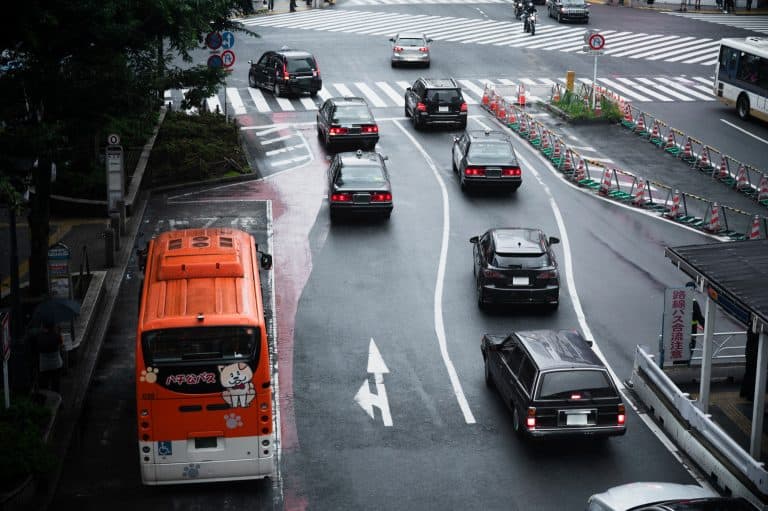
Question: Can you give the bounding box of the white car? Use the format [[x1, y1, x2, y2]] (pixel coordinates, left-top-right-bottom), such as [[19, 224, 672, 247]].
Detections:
[[586, 482, 755, 511], [389, 32, 432, 68]]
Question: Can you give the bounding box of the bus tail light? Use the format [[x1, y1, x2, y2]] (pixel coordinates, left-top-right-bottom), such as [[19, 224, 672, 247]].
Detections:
[[526, 407, 537, 429]]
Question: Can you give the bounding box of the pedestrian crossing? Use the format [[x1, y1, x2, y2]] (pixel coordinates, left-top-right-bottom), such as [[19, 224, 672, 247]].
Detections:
[[346, 0, 514, 4], [239, 10, 722, 65], [166, 75, 715, 116], [664, 12, 768, 35]]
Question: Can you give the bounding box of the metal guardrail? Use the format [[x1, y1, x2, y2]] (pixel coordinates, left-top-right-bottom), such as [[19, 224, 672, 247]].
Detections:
[[634, 345, 768, 494], [689, 330, 747, 364]]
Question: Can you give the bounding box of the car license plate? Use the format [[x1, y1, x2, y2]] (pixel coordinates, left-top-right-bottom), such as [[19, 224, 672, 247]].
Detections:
[[353, 193, 371, 203], [566, 414, 588, 426], [439, 106, 449, 113], [485, 168, 501, 178], [512, 277, 529, 286], [348, 127, 361, 134]]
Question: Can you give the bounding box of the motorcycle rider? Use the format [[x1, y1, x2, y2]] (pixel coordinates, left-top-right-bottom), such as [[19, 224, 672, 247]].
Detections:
[[522, 1, 537, 32], [514, 0, 524, 19]]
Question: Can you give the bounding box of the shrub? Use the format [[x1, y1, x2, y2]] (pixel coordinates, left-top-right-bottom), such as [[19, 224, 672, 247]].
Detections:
[[552, 91, 621, 122]]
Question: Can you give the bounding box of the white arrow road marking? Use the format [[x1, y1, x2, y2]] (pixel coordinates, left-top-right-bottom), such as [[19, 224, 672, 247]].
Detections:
[[354, 338, 393, 426]]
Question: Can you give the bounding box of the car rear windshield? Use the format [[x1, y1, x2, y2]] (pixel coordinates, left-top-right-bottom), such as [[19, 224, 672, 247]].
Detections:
[[286, 57, 316, 73], [493, 253, 550, 269], [426, 89, 462, 105], [537, 370, 616, 399], [562, 0, 586, 5], [333, 105, 374, 123], [336, 165, 387, 185], [468, 142, 517, 164], [398, 38, 425, 46]]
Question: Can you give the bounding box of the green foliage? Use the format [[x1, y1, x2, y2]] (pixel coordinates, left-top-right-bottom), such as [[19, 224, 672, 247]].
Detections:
[[552, 91, 621, 122], [147, 111, 250, 187], [0, 395, 57, 488]]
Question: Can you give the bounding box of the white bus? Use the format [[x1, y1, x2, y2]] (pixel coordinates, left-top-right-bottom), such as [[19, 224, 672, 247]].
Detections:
[[714, 36, 768, 122]]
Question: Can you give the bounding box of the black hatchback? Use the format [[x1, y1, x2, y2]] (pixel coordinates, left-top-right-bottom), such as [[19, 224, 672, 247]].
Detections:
[[481, 329, 627, 440], [470, 227, 560, 310], [248, 48, 321, 97], [452, 129, 522, 192], [404, 77, 467, 130]]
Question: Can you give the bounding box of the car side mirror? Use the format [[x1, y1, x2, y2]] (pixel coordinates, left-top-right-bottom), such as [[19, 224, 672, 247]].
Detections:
[[452, 136, 459, 143], [469, 236, 479, 244], [427, 38, 433, 43], [382, 155, 389, 161], [389, 37, 395, 42], [549, 236, 560, 245], [406, 87, 411, 92], [248, 60, 253, 65]]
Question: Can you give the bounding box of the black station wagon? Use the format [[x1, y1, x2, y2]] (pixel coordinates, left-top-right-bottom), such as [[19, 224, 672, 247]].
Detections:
[[481, 329, 627, 440]]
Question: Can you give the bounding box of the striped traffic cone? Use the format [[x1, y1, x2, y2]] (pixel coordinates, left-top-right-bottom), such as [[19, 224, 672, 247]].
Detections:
[[574, 158, 586, 183], [540, 129, 551, 152], [749, 215, 762, 240], [697, 147, 711, 170], [681, 138, 693, 161], [562, 150, 573, 173], [594, 95, 602, 117], [706, 202, 722, 233], [666, 189, 681, 219], [649, 121, 660, 141], [599, 167, 613, 195], [481, 83, 491, 107], [497, 99, 507, 123], [717, 156, 729, 180], [518, 84, 526, 107], [736, 165, 749, 190], [632, 179, 647, 206], [757, 175, 768, 202], [665, 130, 675, 149], [633, 113, 646, 134], [551, 140, 561, 161], [489, 91, 498, 113], [552, 85, 561, 102], [508, 107, 517, 126]]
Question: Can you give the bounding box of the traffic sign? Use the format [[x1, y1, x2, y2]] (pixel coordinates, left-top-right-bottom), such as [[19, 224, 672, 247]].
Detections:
[[582, 46, 604, 56], [588, 32, 605, 51], [207, 54, 224, 69], [205, 31, 223, 50], [107, 133, 120, 145], [221, 50, 236, 68], [221, 31, 235, 49]]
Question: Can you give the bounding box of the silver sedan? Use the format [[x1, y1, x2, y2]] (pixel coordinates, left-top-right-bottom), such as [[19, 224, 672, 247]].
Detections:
[[389, 33, 432, 68]]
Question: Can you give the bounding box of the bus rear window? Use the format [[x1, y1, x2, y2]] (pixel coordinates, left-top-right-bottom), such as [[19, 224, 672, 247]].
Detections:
[[142, 326, 259, 365]]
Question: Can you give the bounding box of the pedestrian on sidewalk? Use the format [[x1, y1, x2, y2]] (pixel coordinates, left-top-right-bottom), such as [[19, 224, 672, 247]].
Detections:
[[693, 0, 700, 9], [268, 0, 274, 10], [32, 321, 64, 394], [290, 0, 296, 11], [746, 0, 752, 10], [740, 329, 759, 401], [313, 0, 321, 8], [679, 0, 687, 12]]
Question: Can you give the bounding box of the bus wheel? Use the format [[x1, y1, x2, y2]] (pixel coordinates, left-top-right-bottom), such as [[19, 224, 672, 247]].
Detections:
[[737, 94, 750, 120]]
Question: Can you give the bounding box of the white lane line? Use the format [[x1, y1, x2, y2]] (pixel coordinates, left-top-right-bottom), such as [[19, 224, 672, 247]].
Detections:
[[262, 134, 299, 145], [392, 119, 476, 425], [720, 119, 768, 145], [265, 144, 305, 156]]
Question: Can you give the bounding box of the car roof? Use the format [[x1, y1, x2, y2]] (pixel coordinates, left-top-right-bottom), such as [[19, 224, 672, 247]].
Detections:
[[396, 32, 427, 39], [588, 482, 718, 510], [328, 97, 369, 107], [420, 77, 459, 89], [514, 329, 604, 371], [490, 228, 545, 254], [467, 129, 511, 142], [274, 48, 314, 58], [337, 150, 384, 166]]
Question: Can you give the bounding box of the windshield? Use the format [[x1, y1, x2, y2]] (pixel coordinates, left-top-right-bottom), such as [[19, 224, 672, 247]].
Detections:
[[286, 57, 315, 73], [397, 38, 425, 46], [493, 253, 550, 269], [142, 326, 259, 365], [468, 141, 517, 163], [333, 105, 374, 123], [538, 370, 616, 399], [426, 89, 462, 104], [562, 0, 585, 4], [336, 165, 387, 185]]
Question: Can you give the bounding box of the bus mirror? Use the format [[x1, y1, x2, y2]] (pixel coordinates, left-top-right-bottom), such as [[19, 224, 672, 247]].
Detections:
[[136, 246, 148, 272], [260, 253, 273, 271]]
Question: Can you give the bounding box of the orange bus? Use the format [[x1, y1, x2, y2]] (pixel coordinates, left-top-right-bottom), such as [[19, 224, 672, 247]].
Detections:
[[135, 227, 275, 485]]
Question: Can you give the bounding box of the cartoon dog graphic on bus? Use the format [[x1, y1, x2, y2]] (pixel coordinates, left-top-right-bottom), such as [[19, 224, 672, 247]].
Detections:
[[218, 362, 256, 408]]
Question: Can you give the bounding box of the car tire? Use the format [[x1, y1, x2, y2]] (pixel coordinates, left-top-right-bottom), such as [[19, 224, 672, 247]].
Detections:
[[274, 83, 282, 97], [458, 120, 467, 130], [248, 73, 257, 88], [484, 357, 494, 388], [452, 158, 457, 174], [391, 61, 397, 68], [412, 113, 421, 130], [317, 124, 323, 140], [310, 90, 318, 98], [476, 280, 486, 309], [383, 210, 392, 220], [737, 94, 751, 120]]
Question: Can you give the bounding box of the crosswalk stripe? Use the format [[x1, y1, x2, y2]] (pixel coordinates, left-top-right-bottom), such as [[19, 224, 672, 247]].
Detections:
[[614, 77, 673, 102], [609, 35, 682, 57], [663, 12, 768, 35], [655, 77, 714, 101], [248, 88, 271, 113], [635, 77, 693, 102], [333, 83, 355, 97], [355, 82, 387, 107], [206, 95, 223, 114], [317, 87, 333, 103], [300, 97, 318, 110], [596, 78, 653, 102], [375, 82, 405, 106], [275, 96, 295, 111], [227, 87, 247, 115]]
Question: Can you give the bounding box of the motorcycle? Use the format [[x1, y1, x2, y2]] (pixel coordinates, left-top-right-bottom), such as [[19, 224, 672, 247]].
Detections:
[[514, 1, 524, 19], [523, 9, 537, 35]]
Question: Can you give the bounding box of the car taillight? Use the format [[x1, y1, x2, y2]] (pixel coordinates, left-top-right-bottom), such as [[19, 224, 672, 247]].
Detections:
[[329, 127, 348, 135], [482, 269, 503, 279], [394, 46, 403, 52], [313, 60, 320, 77], [419, 47, 428, 52], [460, 102, 468, 112], [502, 167, 521, 176], [465, 167, 485, 176], [618, 404, 626, 425], [282, 64, 289, 81], [537, 270, 558, 280], [371, 192, 392, 202], [570, 393, 582, 400], [526, 407, 536, 429], [362, 125, 378, 134], [331, 193, 352, 202], [416, 102, 427, 112]]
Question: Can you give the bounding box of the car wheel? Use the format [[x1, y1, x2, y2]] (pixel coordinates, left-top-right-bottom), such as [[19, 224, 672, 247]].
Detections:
[[274, 83, 282, 97], [484, 357, 494, 388], [248, 73, 257, 88], [391, 61, 397, 68], [458, 120, 467, 130], [404, 105, 410, 118], [412, 113, 420, 130], [737, 94, 751, 120], [452, 158, 457, 174], [557, 12, 562, 22], [310, 90, 318, 98], [317, 124, 323, 140], [476, 280, 486, 309]]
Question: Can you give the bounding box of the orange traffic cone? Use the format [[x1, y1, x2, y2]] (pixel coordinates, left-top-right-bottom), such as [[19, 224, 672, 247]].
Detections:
[[757, 175, 768, 201], [665, 130, 675, 149], [634, 113, 646, 133], [540, 129, 550, 151], [508, 107, 517, 125], [497, 99, 507, 123], [574, 158, 586, 182], [518, 84, 526, 107], [681, 138, 693, 160], [599, 167, 612, 195], [552, 140, 561, 160], [594, 96, 602, 117], [489, 91, 498, 113], [666, 189, 681, 219], [717, 156, 729, 179], [552, 85, 561, 102], [632, 179, 647, 206], [623, 104, 633, 124], [481, 83, 490, 107], [749, 215, 762, 240], [562, 150, 573, 172], [736, 164, 749, 190], [707, 202, 722, 233], [698, 147, 711, 169], [649, 122, 660, 140]]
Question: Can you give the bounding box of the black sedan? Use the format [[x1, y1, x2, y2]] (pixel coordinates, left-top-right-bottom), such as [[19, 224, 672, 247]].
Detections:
[[546, 0, 589, 23], [328, 150, 393, 221], [452, 129, 522, 191], [470, 227, 560, 310], [317, 97, 379, 150]]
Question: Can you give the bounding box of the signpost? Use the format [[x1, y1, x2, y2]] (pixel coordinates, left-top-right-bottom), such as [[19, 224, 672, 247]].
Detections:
[[1, 309, 10, 408], [105, 134, 124, 214], [661, 287, 694, 366], [206, 31, 236, 120], [47, 242, 72, 300], [583, 30, 606, 110]]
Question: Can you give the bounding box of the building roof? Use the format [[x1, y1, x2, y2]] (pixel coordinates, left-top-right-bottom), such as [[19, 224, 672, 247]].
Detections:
[[665, 239, 768, 333]]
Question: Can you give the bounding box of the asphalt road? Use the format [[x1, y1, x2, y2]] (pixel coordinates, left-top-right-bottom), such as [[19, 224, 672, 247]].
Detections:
[[49, 3, 768, 510]]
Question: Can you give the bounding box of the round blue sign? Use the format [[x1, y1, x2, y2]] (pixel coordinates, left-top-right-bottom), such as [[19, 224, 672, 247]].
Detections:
[[207, 54, 223, 69]]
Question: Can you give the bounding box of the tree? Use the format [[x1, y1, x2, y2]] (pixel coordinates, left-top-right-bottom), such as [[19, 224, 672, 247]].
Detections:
[[0, 0, 257, 298]]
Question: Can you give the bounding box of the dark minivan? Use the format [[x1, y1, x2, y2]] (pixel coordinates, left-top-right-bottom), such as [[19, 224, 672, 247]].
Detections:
[[248, 47, 321, 97], [481, 329, 626, 439]]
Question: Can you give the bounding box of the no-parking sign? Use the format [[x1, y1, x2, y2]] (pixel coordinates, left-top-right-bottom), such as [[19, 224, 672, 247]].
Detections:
[[588, 32, 605, 51]]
